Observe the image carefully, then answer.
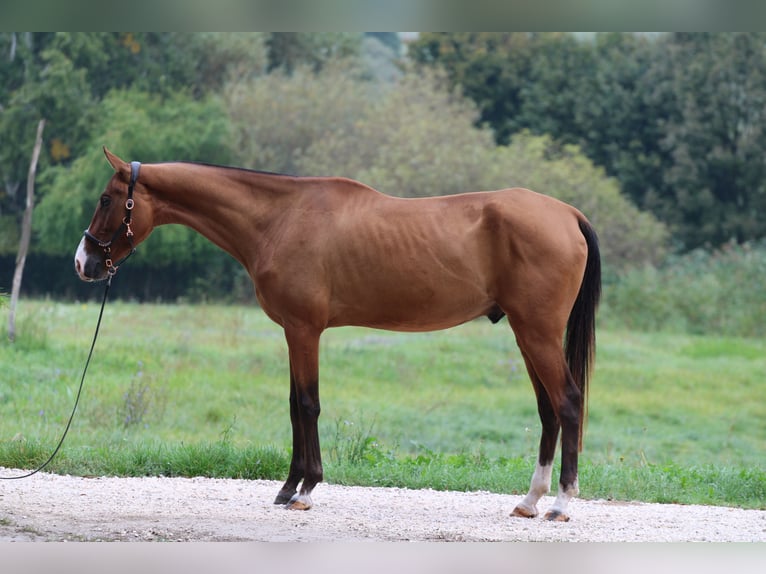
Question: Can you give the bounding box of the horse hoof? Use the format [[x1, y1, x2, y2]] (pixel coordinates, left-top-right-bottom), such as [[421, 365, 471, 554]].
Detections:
[[511, 504, 538, 519], [286, 494, 313, 511], [543, 510, 570, 522], [274, 491, 295, 505]]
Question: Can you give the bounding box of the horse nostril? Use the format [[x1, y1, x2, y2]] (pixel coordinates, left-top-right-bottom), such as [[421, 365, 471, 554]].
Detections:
[[75, 259, 82, 274]]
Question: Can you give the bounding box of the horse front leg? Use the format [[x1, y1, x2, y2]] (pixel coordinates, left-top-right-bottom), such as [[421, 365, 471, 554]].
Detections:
[[275, 326, 323, 511], [274, 362, 305, 505]]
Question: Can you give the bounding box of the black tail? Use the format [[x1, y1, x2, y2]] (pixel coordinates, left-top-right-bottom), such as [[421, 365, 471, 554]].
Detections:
[[565, 217, 601, 451]]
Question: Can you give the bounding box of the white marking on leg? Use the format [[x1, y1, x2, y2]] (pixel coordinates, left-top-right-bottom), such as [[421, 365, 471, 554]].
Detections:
[[547, 477, 579, 519], [286, 492, 313, 511], [513, 463, 552, 517]]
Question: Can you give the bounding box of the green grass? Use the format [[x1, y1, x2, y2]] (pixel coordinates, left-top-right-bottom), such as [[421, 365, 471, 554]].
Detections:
[[1, 300, 764, 509]]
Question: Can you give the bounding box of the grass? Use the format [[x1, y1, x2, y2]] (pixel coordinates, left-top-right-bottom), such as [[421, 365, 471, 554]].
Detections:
[[1, 299, 764, 509]]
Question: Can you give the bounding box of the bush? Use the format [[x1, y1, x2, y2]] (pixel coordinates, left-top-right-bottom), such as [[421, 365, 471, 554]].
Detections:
[[226, 60, 377, 175], [603, 241, 766, 337]]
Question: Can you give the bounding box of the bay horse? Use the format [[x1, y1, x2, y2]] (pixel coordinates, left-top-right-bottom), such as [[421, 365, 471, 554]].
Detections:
[[75, 148, 600, 522]]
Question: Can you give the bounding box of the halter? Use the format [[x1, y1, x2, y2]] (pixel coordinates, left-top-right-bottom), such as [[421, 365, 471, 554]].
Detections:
[[82, 161, 141, 278]]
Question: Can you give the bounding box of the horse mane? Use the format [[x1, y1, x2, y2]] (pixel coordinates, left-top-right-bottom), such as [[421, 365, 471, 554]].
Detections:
[[168, 161, 298, 179]]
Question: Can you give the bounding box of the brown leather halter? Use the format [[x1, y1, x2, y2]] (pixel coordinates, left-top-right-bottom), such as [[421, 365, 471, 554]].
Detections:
[[82, 161, 140, 277]]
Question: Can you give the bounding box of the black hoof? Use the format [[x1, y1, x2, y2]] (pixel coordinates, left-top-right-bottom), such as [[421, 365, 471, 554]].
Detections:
[[274, 491, 295, 505], [543, 510, 570, 522]]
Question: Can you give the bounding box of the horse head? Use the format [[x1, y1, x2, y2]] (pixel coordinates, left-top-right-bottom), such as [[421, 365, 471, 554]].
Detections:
[[74, 147, 154, 282]]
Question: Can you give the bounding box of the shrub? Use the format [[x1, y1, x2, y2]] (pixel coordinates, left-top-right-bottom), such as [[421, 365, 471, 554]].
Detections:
[[603, 241, 766, 337]]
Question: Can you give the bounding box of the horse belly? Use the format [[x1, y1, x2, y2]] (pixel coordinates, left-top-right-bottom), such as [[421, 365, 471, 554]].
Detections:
[[328, 266, 493, 332]]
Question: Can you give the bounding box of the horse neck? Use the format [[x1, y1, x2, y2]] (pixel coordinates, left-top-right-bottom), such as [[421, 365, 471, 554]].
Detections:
[[142, 162, 295, 267]]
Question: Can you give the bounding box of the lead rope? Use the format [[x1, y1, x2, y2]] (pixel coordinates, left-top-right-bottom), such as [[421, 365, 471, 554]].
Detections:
[[1, 277, 112, 480]]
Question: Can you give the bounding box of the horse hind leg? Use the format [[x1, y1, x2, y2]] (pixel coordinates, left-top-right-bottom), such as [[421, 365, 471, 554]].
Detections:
[[511, 352, 560, 519], [512, 334, 582, 522]]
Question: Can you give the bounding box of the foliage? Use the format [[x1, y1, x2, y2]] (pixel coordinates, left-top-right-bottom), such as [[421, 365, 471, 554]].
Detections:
[[603, 241, 766, 337], [0, 35, 93, 246], [34, 87, 233, 264], [0, 32, 267, 255], [295, 68, 498, 197], [226, 60, 378, 174], [266, 33, 362, 73], [407, 33, 542, 146], [648, 33, 766, 248], [410, 32, 766, 250]]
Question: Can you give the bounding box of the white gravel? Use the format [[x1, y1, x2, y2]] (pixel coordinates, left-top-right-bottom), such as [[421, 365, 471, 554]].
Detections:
[[1, 468, 764, 542]]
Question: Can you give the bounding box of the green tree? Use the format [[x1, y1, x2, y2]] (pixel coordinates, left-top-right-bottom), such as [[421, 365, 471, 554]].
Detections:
[[35, 88, 233, 265], [574, 33, 667, 216], [226, 60, 377, 174], [226, 61, 667, 271], [649, 33, 766, 248], [0, 32, 267, 256], [408, 32, 540, 145], [266, 33, 362, 73], [41, 32, 267, 100], [410, 32, 766, 250], [0, 34, 94, 255], [296, 68, 497, 197]]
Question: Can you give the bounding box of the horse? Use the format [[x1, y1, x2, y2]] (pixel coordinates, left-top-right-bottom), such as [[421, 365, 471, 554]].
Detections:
[[75, 147, 600, 522]]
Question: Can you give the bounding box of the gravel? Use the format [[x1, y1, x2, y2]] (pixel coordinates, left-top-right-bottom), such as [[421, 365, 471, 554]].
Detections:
[[1, 468, 764, 542]]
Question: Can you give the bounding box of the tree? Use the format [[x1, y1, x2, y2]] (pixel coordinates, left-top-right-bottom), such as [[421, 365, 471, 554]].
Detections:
[[1, 33, 269, 300], [295, 68, 498, 197], [226, 60, 378, 174], [35, 88, 233, 264], [8, 119, 44, 342], [0, 32, 268, 256], [226, 62, 667, 271], [0, 34, 93, 256], [574, 33, 667, 215], [409, 32, 766, 250], [408, 32, 540, 145], [266, 33, 362, 73], [649, 33, 766, 248]]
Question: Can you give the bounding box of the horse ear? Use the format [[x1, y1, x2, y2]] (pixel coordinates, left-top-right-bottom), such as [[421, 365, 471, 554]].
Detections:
[[103, 146, 129, 174]]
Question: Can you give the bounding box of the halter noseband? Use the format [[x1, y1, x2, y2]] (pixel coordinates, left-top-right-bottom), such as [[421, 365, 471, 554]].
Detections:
[[83, 161, 141, 277]]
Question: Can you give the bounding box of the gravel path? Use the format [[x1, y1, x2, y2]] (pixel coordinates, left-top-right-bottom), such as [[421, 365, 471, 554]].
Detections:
[[1, 468, 764, 542]]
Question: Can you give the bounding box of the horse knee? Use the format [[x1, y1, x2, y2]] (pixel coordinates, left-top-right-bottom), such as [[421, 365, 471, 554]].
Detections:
[[299, 394, 321, 420]]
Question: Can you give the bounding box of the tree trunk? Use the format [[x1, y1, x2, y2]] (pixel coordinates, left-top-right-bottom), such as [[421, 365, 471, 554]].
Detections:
[[8, 119, 45, 343]]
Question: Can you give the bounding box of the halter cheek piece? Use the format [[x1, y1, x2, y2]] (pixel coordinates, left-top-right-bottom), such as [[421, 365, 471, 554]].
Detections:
[[82, 161, 141, 277]]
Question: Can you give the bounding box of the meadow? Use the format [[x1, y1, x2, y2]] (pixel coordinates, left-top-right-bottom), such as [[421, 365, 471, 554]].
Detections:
[[1, 298, 764, 509]]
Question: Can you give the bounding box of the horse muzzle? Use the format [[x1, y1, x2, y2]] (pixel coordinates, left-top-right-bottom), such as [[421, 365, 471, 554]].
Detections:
[[74, 237, 108, 282]]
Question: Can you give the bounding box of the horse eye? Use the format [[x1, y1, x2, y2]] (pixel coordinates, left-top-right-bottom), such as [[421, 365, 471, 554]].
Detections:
[[100, 196, 111, 208]]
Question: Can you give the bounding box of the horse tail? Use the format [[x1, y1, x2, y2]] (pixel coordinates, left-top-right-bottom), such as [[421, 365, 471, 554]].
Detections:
[[565, 216, 601, 451]]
